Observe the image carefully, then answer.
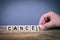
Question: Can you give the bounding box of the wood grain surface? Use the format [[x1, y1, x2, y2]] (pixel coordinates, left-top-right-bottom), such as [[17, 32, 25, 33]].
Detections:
[[0, 30, 60, 40]]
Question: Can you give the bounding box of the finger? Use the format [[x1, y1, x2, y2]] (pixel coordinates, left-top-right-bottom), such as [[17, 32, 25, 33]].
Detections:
[[39, 14, 50, 25], [39, 15, 45, 25]]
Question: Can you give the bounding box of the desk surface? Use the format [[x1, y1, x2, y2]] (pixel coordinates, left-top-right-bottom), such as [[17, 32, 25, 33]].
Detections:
[[0, 30, 60, 40]]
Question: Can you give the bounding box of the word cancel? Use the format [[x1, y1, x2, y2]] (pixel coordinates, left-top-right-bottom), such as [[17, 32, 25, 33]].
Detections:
[[7, 25, 42, 32]]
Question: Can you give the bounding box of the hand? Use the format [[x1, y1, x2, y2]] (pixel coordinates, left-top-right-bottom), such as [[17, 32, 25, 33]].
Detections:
[[39, 11, 60, 30]]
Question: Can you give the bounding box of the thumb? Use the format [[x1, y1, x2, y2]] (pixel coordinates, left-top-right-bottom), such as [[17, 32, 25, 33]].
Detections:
[[42, 22, 53, 30]]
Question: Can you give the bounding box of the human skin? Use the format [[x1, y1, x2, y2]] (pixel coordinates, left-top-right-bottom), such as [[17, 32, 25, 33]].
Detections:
[[39, 11, 60, 30]]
